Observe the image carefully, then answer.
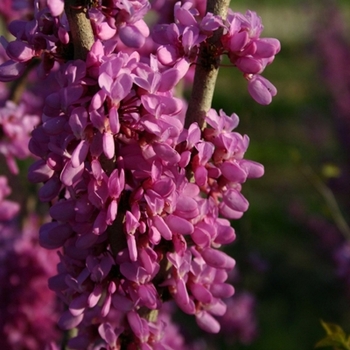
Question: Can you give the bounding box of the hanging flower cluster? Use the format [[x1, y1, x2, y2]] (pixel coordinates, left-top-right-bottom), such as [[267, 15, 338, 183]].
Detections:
[[221, 9, 280, 104], [0, 0, 280, 348]]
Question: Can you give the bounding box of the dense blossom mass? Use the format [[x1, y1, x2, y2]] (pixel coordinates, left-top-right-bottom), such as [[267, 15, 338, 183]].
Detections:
[[0, 0, 280, 348], [0, 177, 60, 349]]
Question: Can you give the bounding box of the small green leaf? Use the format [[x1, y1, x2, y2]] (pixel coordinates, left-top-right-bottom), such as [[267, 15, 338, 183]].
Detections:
[[321, 163, 341, 179], [320, 320, 346, 338], [315, 321, 350, 350], [347, 335, 350, 346], [315, 337, 341, 348]]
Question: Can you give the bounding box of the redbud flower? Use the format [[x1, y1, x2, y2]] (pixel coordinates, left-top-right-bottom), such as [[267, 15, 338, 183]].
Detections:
[[247, 74, 277, 105], [47, 0, 64, 17], [0, 59, 27, 82], [222, 9, 280, 104]]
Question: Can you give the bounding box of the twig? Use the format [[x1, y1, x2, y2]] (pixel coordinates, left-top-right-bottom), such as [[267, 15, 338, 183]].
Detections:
[[185, 0, 231, 129], [64, 0, 94, 60]]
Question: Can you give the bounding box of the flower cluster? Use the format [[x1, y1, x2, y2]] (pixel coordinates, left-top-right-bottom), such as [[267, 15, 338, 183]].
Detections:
[[0, 206, 60, 349], [0, 100, 40, 173], [0, 0, 45, 23], [0, 45, 42, 174], [221, 10, 280, 104], [151, 5, 280, 104], [152, 2, 223, 66], [219, 292, 258, 344], [0, 175, 20, 220], [0, 0, 280, 348], [29, 48, 262, 346], [0, 1, 280, 104]]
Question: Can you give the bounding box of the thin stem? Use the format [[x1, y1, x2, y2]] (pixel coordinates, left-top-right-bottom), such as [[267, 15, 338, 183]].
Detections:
[[64, 0, 94, 60], [185, 0, 231, 129], [301, 163, 350, 241], [60, 4, 94, 348]]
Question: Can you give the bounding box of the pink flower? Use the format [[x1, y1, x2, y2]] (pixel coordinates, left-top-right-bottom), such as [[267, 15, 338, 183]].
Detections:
[[222, 9, 280, 103], [0, 176, 20, 220], [247, 74, 277, 105], [0, 101, 39, 174], [0, 59, 27, 81]]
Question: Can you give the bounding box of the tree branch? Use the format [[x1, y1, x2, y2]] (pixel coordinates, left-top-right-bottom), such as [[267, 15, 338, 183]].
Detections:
[[64, 0, 94, 60], [185, 0, 231, 129]]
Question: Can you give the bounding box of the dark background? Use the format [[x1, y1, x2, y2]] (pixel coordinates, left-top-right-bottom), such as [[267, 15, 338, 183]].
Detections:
[[204, 0, 350, 349]]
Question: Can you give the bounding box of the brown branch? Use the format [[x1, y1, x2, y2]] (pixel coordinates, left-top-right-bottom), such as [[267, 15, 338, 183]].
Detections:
[[185, 0, 231, 129], [64, 0, 94, 60]]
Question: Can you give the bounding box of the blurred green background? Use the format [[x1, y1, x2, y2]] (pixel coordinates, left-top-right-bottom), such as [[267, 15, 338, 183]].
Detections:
[[208, 0, 350, 349]]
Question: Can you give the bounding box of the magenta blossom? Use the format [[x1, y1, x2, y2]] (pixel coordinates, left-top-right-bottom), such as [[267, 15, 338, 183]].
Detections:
[[247, 74, 277, 105], [0, 101, 40, 174], [0, 176, 20, 221]]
